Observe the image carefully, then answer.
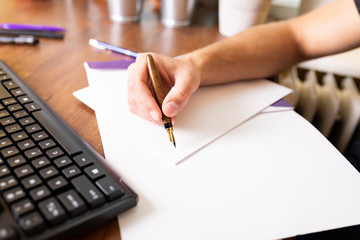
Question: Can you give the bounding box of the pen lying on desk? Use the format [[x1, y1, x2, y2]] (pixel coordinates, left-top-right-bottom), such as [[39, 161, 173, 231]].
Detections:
[[89, 39, 139, 58], [0, 35, 39, 45], [0, 23, 66, 32], [0, 29, 63, 39]]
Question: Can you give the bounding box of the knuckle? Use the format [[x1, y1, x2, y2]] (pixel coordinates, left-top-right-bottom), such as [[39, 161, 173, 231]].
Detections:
[[176, 87, 190, 100]]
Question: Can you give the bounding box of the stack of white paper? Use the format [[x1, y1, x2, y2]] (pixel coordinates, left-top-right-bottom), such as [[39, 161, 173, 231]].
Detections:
[[73, 62, 360, 240]]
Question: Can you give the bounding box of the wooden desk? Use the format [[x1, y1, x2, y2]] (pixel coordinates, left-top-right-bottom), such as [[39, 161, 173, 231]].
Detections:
[[0, 0, 222, 239], [0, 1, 297, 239]]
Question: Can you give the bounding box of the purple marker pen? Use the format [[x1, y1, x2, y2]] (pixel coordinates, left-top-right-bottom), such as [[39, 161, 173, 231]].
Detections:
[[0, 23, 65, 32]]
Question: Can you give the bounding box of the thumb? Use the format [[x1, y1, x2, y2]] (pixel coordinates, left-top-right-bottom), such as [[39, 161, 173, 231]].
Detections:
[[162, 77, 198, 118]]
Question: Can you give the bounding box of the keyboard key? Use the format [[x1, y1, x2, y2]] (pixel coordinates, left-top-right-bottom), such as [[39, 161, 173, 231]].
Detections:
[[17, 139, 35, 150], [58, 190, 87, 217], [62, 165, 81, 179], [2, 98, 16, 106], [10, 88, 25, 97], [8, 155, 26, 168], [0, 74, 10, 81], [4, 186, 26, 203], [25, 103, 41, 112], [0, 137, 12, 148], [71, 175, 105, 208], [25, 124, 41, 134], [74, 153, 93, 168], [0, 165, 10, 177], [17, 95, 32, 105], [47, 176, 69, 192], [84, 164, 105, 180], [19, 117, 34, 126], [0, 116, 15, 126], [18, 211, 46, 235], [3, 80, 18, 90], [39, 166, 59, 180], [24, 147, 42, 159], [0, 110, 9, 118], [31, 156, 50, 169], [38, 139, 55, 150], [0, 175, 18, 191], [5, 124, 21, 133], [13, 110, 28, 119], [31, 131, 48, 142], [11, 198, 35, 217], [1, 146, 19, 158], [11, 131, 28, 142], [29, 185, 51, 202], [96, 177, 124, 200], [0, 226, 17, 240], [46, 147, 64, 159], [21, 174, 42, 189], [54, 156, 72, 168], [38, 197, 67, 225], [14, 164, 34, 178], [7, 104, 22, 112]]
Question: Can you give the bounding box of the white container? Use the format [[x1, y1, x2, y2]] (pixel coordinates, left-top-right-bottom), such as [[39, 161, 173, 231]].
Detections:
[[219, 0, 272, 37], [298, 0, 333, 15]]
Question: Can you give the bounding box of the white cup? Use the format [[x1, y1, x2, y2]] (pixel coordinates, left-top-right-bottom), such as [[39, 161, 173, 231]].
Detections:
[[298, 0, 333, 15], [219, 0, 272, 37], [107, 0, 143, 23]]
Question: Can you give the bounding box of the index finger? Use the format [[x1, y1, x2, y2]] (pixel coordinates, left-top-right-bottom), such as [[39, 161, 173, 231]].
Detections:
[[127, 53, 163, 123]]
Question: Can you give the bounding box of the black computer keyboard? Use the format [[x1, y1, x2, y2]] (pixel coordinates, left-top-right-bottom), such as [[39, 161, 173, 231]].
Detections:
[[0, 60, 138, 240]]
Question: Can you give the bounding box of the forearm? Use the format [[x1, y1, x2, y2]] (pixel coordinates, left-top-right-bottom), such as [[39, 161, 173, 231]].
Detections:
[[183, 20, 304, 86], [183, 0, 360, 86]]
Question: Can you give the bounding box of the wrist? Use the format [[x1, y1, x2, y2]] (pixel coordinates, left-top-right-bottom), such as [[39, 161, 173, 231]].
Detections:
[[181, 51, 208, 86]]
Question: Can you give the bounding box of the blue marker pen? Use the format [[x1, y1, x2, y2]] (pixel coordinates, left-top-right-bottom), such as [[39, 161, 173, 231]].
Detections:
[[89, 39, 139, 58]]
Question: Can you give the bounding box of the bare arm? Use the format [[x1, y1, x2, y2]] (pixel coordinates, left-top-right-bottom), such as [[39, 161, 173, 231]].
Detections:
[[184, 0, 360, 85], [127, 0, 360, 122]]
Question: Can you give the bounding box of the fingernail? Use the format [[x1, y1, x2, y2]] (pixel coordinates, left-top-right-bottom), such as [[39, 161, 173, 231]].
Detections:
[[164, 101, 179, 117], [150, 110, 160, 121]]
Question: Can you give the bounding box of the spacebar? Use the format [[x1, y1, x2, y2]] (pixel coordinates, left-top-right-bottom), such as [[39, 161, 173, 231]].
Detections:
[[32, 111, 83, 155]]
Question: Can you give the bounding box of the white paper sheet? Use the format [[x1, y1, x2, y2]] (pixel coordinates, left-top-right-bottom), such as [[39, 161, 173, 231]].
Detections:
[[299, 47, 360, 78], [73, 63, 360, 240], [96, 110, 360, 240], [75, 64, 292, 164]]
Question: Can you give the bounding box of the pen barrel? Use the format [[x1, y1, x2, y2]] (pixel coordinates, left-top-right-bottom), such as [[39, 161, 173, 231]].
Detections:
[[146, 54, 176, 147], [162, 116, 172, 125], [146, 54, 166, 111]]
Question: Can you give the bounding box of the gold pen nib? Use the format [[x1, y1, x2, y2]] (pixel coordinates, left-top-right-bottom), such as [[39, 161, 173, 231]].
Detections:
[[166, 127, 176, 148]]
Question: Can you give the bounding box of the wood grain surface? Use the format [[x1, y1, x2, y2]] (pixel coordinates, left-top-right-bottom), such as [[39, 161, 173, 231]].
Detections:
[[0, 0, 222, 239]]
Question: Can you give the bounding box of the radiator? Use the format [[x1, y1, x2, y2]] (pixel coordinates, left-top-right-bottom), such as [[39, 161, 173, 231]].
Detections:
[[276, 63, 360, 153]]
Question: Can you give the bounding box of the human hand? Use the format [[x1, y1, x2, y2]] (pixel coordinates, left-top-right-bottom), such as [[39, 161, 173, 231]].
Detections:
[[127, 53, 201, 124]]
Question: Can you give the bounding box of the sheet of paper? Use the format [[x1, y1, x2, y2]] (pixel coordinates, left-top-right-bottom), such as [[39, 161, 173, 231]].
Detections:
[[299, 47, 360, 78], [74, 62, 360, 239], [94, 109, 360, 240], [74, 87, 293, 113], [77, 63, 292, 164]]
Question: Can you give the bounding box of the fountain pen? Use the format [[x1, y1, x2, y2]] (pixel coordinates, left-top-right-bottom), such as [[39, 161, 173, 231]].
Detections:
[[146, 54, 176, 147]]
